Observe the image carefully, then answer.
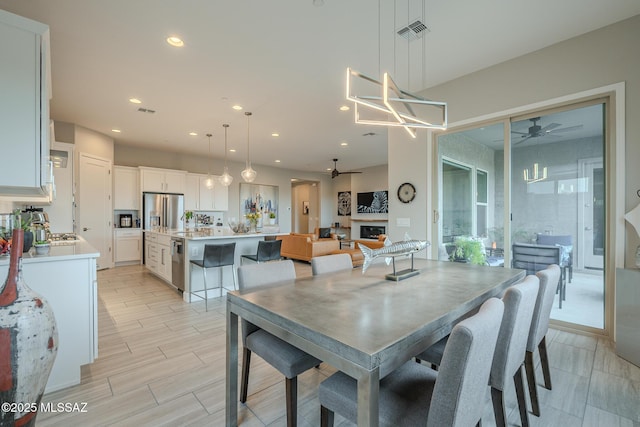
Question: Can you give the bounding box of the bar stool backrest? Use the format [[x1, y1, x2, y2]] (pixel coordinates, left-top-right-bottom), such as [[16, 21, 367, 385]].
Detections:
[[203, 242, 236, 268]]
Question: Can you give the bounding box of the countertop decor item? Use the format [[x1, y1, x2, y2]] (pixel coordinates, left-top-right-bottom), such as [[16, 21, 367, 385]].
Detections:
[[34, 242, 50, 256], [0, 229, 58, 426]]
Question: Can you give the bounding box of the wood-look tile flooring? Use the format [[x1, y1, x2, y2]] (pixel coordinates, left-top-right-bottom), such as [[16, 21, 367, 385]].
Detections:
[[37, 263, 640, 426]]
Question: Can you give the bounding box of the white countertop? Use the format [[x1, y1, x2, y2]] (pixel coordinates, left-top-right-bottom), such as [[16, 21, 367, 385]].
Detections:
[[0, 237, 100, 265], [144, 227, 286, 241]]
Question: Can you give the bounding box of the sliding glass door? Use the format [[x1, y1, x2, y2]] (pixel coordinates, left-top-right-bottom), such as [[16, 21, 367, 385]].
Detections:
[[435, 100, 607, 331]]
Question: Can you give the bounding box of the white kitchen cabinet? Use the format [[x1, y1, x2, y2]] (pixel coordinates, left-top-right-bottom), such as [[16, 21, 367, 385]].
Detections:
[[114, 228, 141, 264], [185, 173, 228, 211], [114, 166, 139, 210], [139, 167, 186, 194], [185, 173, 200, 211], [144, 231, 171, 283], [0, 10, 52, 196]]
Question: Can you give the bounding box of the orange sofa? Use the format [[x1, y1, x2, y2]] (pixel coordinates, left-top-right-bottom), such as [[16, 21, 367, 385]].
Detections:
[[277, 232, 340, 262]]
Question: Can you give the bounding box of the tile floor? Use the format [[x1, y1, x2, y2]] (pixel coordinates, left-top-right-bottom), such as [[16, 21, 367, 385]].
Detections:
[[36, 263, 640, 426]]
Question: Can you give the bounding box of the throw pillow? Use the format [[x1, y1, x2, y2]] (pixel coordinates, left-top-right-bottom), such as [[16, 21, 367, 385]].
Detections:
[[318, 227, 331, 239]]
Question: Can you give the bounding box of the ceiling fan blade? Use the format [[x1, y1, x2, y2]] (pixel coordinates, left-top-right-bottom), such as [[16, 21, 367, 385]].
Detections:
[[511, 130, 529, 135], [549, 124, 583, 133], [339, 171, 362, 174], [539, 122, 562, 133], [513, 135, 533, 145]]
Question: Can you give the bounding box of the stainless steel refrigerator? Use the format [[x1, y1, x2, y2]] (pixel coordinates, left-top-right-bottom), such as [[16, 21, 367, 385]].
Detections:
[[143, 192, 184, 231]]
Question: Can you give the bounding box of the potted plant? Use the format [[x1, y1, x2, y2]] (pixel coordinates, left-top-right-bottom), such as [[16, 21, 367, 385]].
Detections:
[[181, 210, 194, 228], [34, 239, 51, 255], [449, 236, 486, 265], [268, 212, 276, 225]]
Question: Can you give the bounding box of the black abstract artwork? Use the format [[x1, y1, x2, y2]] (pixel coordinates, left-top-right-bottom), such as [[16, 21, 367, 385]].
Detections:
[[357, 191, 388, 214], [337, 191, 351, 216]]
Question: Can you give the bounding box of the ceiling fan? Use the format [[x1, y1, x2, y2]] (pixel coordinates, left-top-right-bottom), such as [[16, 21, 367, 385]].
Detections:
[[512, 117, 583, 145], [330, 158, 362, 179]]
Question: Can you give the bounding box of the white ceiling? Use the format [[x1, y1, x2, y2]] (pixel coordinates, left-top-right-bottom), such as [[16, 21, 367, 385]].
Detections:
[[1, 0, 638, 174]]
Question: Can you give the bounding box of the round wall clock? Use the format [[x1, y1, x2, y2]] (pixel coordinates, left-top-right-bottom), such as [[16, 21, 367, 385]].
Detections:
[[397, 182, 416, 203]]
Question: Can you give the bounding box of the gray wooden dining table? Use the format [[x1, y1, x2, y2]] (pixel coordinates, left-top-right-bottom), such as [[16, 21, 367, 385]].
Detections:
[[226, 259, 525, 427]]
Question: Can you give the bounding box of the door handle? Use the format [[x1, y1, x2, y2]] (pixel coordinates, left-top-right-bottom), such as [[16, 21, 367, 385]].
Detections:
[[83, 227, 90, 231]]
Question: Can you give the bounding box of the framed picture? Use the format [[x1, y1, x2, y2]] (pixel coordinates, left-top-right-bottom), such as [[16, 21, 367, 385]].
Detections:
[[302, 201, 309, 215], [337, 191, 351, 216], [357, 191, 389, 214]]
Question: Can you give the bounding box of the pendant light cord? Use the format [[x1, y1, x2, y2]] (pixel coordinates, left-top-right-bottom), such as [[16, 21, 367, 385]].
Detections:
[[223, 124, 229, 167], [245, 112, 252, 166], [206, 133, 212, 175]]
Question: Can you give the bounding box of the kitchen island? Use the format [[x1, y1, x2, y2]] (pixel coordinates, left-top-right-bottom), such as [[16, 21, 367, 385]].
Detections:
[[0, 239, 99, 392], [143, 228, 286, 303]]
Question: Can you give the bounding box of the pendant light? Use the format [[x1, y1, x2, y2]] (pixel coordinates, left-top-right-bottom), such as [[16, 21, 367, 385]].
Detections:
[[219, 124, 233, 187], [241, 112, 257, 183], [204, 133, 215, 189]]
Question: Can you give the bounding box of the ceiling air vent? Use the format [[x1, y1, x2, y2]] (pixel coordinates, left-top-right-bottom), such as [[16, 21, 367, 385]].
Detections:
[[137, 107, 156, 114], [397, 19, 429, 41]]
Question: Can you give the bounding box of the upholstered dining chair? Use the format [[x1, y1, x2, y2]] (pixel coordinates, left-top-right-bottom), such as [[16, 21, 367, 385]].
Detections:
[[416, 275, 539, 427], [525, 264, 561, 417], [311, 253, 353, 275], [240, 239, 282, 264], [237, 260, 322, 427], [319, 297, 504, 427], [189, 242, 236, 311]]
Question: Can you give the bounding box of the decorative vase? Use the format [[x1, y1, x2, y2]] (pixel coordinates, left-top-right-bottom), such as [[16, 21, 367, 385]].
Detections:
[[249, 221, 257, 234], [0, 229, 58, 427], [22, 231, 33, 253]]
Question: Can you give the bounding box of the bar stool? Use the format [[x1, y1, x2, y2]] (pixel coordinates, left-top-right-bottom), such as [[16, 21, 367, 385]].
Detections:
[[240, 239, 282, 265], [190, 242, 236, 311]]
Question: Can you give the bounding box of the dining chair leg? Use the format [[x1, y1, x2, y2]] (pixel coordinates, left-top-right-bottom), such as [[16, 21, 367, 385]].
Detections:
[[285, 376, 297, 427], [320, 405, 334, 427], [202, 267, 208, 312], [240, 348, 251, 403], [514, 365, 530, 427], [525, 350, 541, 416], [490, 387, 507, 427], [539, 336, 552, 390]]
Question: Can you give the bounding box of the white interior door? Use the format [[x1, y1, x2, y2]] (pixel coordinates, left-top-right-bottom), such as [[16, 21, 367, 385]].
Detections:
[[579, 158, 604, 269], [78, 153, 112, 269]]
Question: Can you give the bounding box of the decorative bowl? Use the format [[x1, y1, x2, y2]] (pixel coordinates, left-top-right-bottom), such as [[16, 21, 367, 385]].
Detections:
[[228, 219, 249, 234]]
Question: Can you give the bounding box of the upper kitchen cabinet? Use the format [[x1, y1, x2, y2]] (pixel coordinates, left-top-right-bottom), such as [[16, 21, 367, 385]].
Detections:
[[114, 166, 139, 210], [139, 167, 186, 194], [185, 173, 228, 211], [0, 10, 52, 196]]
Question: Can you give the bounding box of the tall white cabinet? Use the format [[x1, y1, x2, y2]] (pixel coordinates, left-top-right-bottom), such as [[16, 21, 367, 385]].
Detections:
[[0, 10, 52, 196], [114, 166, 140, 209]]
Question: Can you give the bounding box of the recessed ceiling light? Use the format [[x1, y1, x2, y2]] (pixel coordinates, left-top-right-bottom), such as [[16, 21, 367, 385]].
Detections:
[[340, 142, 348, 146], [111, 129, 121, 133], [166, 36, 184, 47], [271, 133, 279, 137], [189, 132, 198, 136], [232, 105, 243, 111], [274, 160, 281, 163], [129, 98, 142, 104], [229, 149, 236, 152], [339, 105, 350, 111], [326, 168, 332, 171]]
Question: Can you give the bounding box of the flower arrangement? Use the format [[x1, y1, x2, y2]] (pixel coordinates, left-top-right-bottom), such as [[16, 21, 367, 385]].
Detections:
[[245, 212, 261, 224]]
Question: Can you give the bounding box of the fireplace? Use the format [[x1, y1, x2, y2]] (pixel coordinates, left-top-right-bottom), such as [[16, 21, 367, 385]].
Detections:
[[360, 225, 386, 239]]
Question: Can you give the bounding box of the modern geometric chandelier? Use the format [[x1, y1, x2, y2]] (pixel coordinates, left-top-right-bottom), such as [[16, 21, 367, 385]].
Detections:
[[345, 0, 447, 138], [346, 67, 447, 138], [523, 162, 548, 184], [241, 112, 257, 183]]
